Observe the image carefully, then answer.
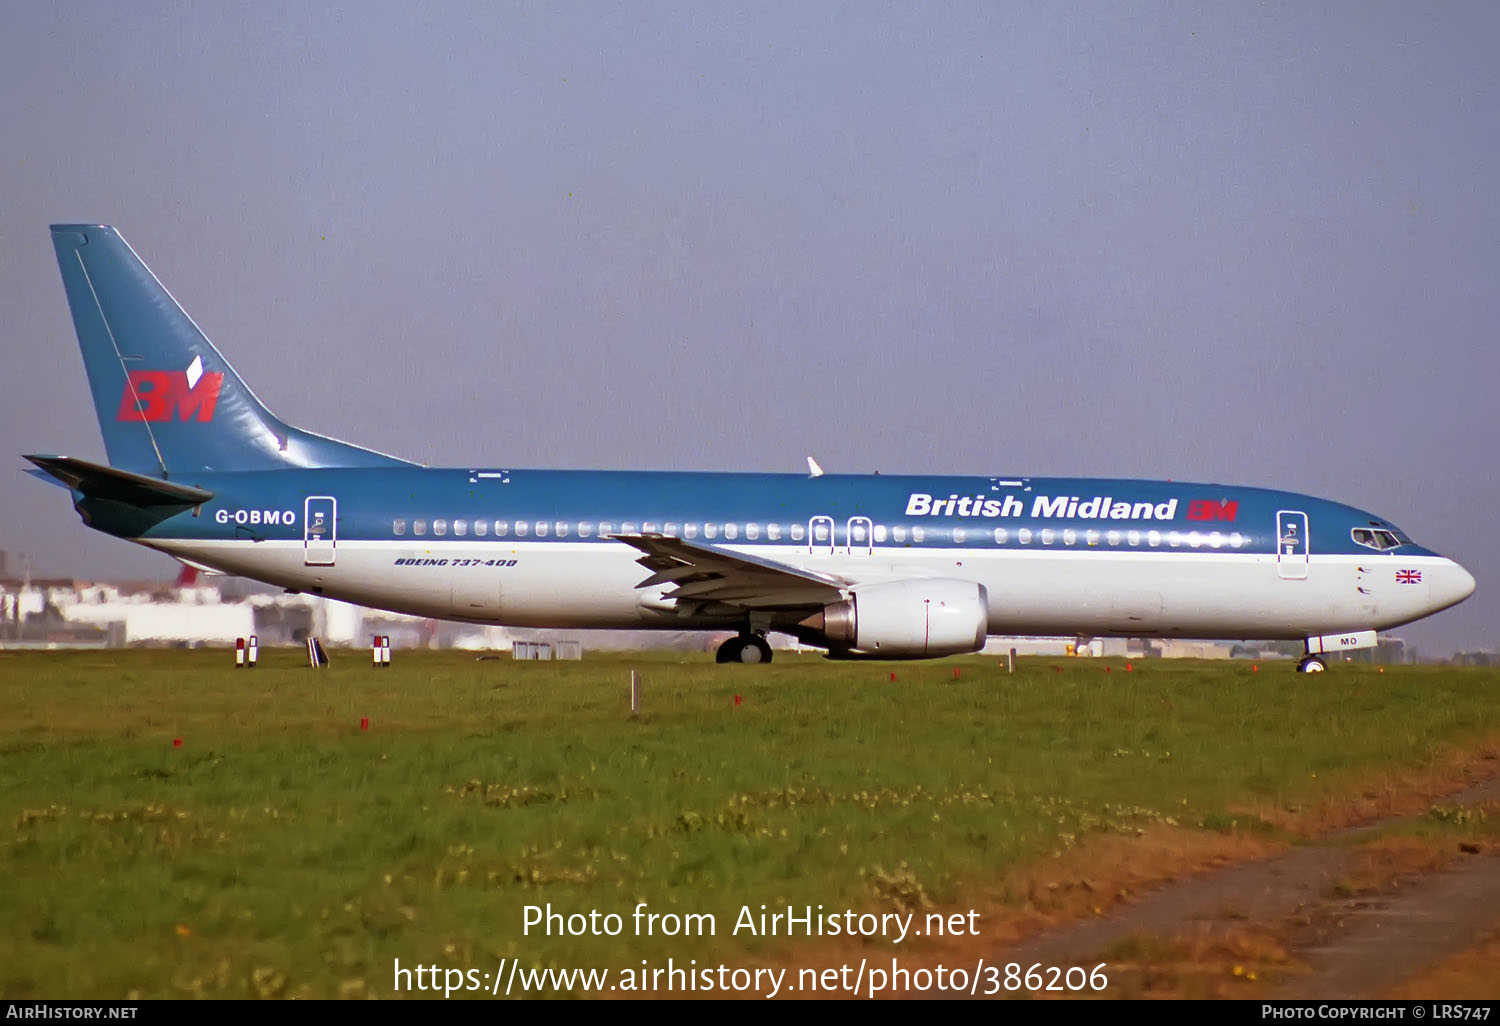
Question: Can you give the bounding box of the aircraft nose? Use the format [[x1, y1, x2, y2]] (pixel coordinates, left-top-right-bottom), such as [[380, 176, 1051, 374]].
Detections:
[[1430, 559, 1477, 612]]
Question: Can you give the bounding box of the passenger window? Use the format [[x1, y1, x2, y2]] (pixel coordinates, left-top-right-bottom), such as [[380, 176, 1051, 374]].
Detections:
[[1229, 532, 1243, 548], [414, 519, 427, 536], [1187, 531, 1201, 548], [535, 522, 548, 537], [453, 519, 467, 537], [767, 523, 782, 541], [1208, 531, 1223, 548], [495, 521, 508, 537], [1062, 529, 1076, 546], [724, 524, 739, 540], [598, 522, 613, 536], [621, 522, 638, 534], [1018, 528, 1032, 544], [1041, 529, 1055, 545], [872, 525, 886, 543], [745, 523, 760, 540], [993, 527, 1008, 544], [790, 523, 806, 541], [951, 526, 966, 544], [393, 519, 406, 536], [577, 523, 593, 537], [665, 523, 680, 537], [1106, 530, 1119, 546], [1167, 531, 1181, 547], [554, 522, 568, 538], [1147, 530, 1160, 547], [911, 526, 926, 543], [433, 519, 448, 537], [474, 520, 487, 537], [813, 522, 828, 542], [704, 523, 718, 539], [514, 522, 528, 537], [643, 522, 659, 534], [891, 525, 907, 543], [683, 523, 698, 539], [1127, 530, 1140, 546]]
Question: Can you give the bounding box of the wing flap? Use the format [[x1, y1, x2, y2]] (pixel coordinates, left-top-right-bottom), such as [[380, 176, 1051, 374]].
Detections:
[[611, 534, 846, 611]]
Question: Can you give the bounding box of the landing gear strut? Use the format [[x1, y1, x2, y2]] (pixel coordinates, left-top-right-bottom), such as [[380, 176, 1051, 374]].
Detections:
[[1296, 654, 1327, 673], [716, 633, 774, 665]]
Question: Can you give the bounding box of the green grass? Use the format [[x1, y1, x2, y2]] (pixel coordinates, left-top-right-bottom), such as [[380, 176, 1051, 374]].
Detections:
[[1, 649, 1497, 997]]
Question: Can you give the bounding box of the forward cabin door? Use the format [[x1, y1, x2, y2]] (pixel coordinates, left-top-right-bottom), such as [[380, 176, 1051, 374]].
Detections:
[[1275, 510, 1308, 580], [304, 496, 336, 566]]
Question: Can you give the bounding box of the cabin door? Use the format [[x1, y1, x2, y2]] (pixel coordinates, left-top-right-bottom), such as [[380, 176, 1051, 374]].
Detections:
[[846, 516, 873, 557], [1275, 510, 1308, 580], [808, 516, 835, 557], [304, 496, 337, 566]]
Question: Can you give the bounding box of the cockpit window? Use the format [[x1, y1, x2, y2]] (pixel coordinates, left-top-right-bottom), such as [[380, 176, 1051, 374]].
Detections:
[[1352, 527, 1401, 551]]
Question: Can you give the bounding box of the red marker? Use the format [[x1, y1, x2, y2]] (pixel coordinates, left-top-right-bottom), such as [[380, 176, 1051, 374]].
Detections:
[[172, 738, 182, 748], [889, 672, 897, 682], [952, 667, 960, 679], [360, 717, 369, 731], [734, 694, 741, 706]]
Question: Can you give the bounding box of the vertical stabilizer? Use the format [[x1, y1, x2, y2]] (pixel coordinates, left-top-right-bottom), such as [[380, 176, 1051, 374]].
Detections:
[[49, 225, 411, 475]]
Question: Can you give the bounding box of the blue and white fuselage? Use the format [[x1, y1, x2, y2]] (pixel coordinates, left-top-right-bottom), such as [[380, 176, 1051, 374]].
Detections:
[[26, 226, 1475, 668]]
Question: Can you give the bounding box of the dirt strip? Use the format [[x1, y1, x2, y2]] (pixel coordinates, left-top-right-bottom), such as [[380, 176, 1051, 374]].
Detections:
[[1277, 853, 1500, 998], [984, 771, 1500, 998]]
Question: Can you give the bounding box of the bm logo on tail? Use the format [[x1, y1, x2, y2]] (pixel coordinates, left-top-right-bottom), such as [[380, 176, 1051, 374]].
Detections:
[[116, 356, 224, 422]]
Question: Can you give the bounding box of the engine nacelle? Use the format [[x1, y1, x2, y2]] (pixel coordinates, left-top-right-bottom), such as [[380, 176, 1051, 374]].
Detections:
[[810, 579, 989, 657]]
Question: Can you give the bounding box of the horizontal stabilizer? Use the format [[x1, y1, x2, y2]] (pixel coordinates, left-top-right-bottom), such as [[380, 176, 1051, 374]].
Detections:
[[24, 455, 214, 506]]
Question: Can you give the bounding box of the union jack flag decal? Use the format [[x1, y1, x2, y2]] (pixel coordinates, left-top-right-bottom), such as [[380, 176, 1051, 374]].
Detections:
[[1396, 570, 1422, 584]]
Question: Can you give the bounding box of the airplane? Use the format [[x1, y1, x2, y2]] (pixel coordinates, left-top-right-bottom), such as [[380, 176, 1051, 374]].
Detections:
[[24, 224, 1476, 671]]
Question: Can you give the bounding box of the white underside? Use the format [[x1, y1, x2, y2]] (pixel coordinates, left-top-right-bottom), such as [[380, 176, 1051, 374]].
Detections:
[[141, 538, 1464, 642]]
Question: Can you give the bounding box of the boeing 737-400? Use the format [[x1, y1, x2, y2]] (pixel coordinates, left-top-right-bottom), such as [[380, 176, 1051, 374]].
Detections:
[[24, 225, 1476, 670]]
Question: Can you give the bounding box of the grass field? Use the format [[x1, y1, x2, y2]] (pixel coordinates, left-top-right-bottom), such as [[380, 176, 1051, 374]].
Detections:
[[1, 648, 1497, 998]]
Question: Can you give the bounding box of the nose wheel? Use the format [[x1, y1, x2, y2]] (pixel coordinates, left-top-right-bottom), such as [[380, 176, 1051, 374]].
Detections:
[[1296, 655, 1327, 673], [716, 633, 774, 664]]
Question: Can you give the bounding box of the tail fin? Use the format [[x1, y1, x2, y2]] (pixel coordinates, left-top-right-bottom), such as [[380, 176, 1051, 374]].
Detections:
[[49, 225, 412, 476]]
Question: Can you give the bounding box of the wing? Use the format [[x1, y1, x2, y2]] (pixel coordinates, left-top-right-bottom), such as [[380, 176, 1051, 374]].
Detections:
[[611, 533, 846, 612]]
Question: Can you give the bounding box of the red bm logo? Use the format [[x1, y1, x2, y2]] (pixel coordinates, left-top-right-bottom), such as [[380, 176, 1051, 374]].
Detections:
[[116, 370, 224, 422], [1186, 499, 1239, 522]]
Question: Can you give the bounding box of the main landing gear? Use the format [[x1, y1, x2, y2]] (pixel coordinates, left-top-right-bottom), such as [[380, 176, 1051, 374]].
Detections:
[[1296, 655, 1327, 673], [716, 633, 774, 664]]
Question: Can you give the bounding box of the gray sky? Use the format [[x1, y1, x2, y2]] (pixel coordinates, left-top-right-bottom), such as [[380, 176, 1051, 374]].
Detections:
[[3, 2, 1496, 657]]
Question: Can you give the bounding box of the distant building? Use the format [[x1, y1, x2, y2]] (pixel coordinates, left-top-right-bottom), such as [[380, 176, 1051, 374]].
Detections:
[[1452, 649, 1497, 667]]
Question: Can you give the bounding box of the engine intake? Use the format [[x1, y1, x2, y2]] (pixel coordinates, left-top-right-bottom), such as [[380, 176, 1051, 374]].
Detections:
[[805, 579, 989, 657]]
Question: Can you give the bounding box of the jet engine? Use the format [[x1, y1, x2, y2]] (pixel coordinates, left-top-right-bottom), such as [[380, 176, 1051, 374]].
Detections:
[[803, 579, 989, 657]]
